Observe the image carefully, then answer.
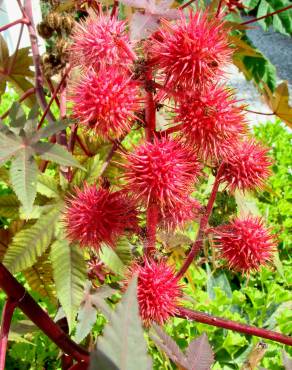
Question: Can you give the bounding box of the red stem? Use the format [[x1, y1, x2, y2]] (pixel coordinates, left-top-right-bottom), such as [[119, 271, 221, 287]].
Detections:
[[47, 77, 61, 108], [20, 0, 56, 125], [244, 109, 274, 116], [241, 4, 292, 25], [7, 23, 24, 75], [0, 263, 89, 363], [37, 66, 70, 129], [179, 0, 197, 10], [216, 0, 224, 17], [0, 18, 29, 32], [176, 164, 224, 279], [144, 66, 159, 257], [111, 0, 119, 17], [0, 298, 17, 370], [145, 203, 159, 257], [177, 307, 292, 346], [76, 135, 93, 157]]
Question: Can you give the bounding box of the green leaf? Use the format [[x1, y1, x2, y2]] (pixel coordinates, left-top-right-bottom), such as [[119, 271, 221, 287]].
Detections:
[[3, 206, 60, 273], [0, 131, 23, 165], [90, 277, 152, 370], [99, 244, 126, 277], [10, 149, 38, 214], [115, 237, 133, 266], [72, 154, 101, 186], [74, 282, 115, 343], [234, 190, 260, 217], [206, 264, 232, 300], [33, 142, 84, 169], [0, 194, 20, 218], [9, 102, 26, 132], [31, 120, 70, 143], [0, 167, 9, 183], [37, 173, 60, 198], [256, 0, 292, 35], [51, 239, 87, 332]]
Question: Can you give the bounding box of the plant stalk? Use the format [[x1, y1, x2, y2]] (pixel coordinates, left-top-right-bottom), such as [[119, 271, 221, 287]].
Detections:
[[0, 298, 17, 370], [21, 0, 56, 124], [177, 307, 292, 346], [176, 164, 224, 279], [0, 18, 29, 32], [144, 66, 159, 257], [0, 263, 89, 363], [241, 4, 292, 25]]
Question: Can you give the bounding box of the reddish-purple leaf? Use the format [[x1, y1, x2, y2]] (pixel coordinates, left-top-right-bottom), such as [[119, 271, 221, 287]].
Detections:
[[150, 324, 188, 369], [185, 333, 214, 370]]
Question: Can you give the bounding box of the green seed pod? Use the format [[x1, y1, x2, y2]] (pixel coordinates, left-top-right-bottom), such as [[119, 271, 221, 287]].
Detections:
[[37, 22, 54, 39]]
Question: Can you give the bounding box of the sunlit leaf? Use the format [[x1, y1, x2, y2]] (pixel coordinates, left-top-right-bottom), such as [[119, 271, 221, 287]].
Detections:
[[33, 142, 84, 169], [90, 277, 152, 370], [3, 206, 60, 273], [263, 81, 292, 129], [10, 149, 38, 214], [51, 239, 87, 332]]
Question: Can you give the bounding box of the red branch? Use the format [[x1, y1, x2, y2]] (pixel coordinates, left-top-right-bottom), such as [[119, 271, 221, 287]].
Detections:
[[0, 299, 18, 370], [144, 66, 159, 257], [176, 164, 224, 279], [177, 307, 292, 346], [244, 109, 274, 116], [0, 18, 29, 32], [37, 66, 71, 129], [0, 263, 89, 364], [19, 0, 56, 124], [179, 0, 197, 10], [241, 4, 292, 25]]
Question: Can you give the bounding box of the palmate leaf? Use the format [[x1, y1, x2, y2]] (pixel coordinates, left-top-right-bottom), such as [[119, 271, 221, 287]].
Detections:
[[50, 239, 87, 332], [0, 130, 23, 165], [185, 333, 214, 370], [10, 148, 38, 214], [33, 142, 84, 169], [37, 173, 60, 199], [0, 194, 20, 218], [263, 81, 292, 129], [150, 324, 188, 369], [99, 244, 126, 277], [90, 277, 152, 370], [23, 250, 57, 304], [0, 36, 36, 107], [3, 206, 61, 273], [151, 326, 214, 370], [75, 282, 115, 343]]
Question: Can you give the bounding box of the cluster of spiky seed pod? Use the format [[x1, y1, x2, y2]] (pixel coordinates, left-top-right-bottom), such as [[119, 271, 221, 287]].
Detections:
[[64, 6, 277, 325]]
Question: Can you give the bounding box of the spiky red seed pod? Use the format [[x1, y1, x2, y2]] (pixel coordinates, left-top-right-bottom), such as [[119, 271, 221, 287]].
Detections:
[[159, 197, 202, 230], [70, 66, 141, 139], [70, 12, 135, 68], [124, 138, 201, 210], [64, 185, 139, 249], [127, 259, 182, 325], [175, 84, 246, 161], [148, 10, 231, 89], [213, 217, 276, 273], [220, 140, 272, 192]]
